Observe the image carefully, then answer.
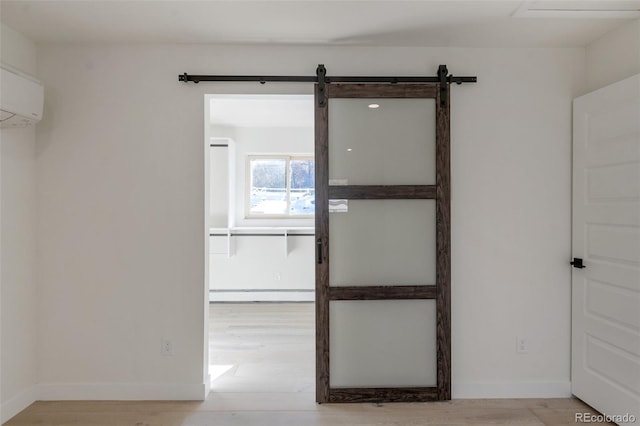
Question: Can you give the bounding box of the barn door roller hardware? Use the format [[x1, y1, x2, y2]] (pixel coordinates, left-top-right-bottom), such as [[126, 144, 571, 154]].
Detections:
[[179, 64, 476, 107]]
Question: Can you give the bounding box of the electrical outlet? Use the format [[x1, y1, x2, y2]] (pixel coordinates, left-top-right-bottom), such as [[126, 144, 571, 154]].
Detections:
[[161, 337, 173, 356], [516, 336, 528, 354]]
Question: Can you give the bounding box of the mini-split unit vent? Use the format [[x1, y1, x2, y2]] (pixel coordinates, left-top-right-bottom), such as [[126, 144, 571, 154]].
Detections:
[[513, 0, 640, 18], [0, 64, 44, 128]]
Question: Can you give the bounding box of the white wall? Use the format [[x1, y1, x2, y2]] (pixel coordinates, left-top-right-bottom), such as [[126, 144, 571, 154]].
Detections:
[[208, 144, 229, 228], [586, 19, 640, 93], [209, 124, 314, 298], [0, 24, 39, 422], [34, 43, 584, 399], [209, 234, 315, 295], [0, 24, 37, 74], [35, 46, 208, 399]]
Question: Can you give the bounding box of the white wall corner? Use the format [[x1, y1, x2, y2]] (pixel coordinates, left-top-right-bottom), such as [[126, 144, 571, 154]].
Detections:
[[37, 383, 207, 401], [0, 23, 38, 74], [204, 373, 212, 397], [0, 386, 38, 424], [585, 19, 640, 93], [452, 382, 572, 399]]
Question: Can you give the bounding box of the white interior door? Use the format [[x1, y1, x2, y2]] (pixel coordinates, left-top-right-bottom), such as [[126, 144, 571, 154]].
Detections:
[[572, 74, 640, 423]]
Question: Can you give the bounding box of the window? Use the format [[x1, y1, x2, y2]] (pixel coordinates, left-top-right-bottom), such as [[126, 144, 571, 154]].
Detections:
[[247, 155, 315, 217]]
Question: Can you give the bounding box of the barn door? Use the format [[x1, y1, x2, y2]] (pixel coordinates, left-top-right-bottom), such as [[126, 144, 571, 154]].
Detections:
[[314, 83, 451, 403], [571, 74, 640, 422]]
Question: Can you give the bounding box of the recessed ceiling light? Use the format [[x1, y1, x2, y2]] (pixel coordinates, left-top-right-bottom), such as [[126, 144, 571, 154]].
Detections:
[[368, 103, 380, 109], [513, 0, 640, 18], [347, 148, 353, 152]]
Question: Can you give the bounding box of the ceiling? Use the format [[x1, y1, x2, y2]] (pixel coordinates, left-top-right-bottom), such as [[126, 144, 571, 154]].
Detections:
[[1, 1, 639, 48], [209, 95, 314, 128]]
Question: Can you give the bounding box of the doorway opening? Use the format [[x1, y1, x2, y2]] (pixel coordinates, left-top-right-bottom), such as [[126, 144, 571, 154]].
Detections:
[[205, 94, 316, 394]]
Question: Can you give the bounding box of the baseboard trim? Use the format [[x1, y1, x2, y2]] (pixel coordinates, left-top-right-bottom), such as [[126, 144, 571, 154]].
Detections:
[[37, 382, 207, 401], [209, 290, 314, 302], [452, 381, 571, 398], [1, 380, 571, 420], [1, 386, 38, 424], [2, 382, 209, 420]]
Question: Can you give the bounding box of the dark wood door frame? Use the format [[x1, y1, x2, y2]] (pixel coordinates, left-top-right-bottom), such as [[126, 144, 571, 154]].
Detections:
[[315, 83, 451, 403]]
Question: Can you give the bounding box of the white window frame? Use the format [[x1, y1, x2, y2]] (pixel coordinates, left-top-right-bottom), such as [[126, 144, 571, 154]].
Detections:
[[245, 154, 314, 219]]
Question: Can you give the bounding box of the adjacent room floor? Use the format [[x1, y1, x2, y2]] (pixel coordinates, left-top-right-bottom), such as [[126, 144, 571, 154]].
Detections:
[[5, 303, 612, 425], [209, 302, 315, 393]]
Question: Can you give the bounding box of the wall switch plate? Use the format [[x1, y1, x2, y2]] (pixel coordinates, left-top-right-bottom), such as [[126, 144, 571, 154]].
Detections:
[[516, 336, 528, 354], [161, 337, 174, 356]]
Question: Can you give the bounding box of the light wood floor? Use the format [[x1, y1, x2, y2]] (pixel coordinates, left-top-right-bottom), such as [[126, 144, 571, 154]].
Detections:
[[209, 303, 315, 393], [5, 303, 611, 426]]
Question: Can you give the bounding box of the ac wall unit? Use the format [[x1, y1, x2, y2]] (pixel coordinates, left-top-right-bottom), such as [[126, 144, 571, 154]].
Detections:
[[0, 64, 44, 128]]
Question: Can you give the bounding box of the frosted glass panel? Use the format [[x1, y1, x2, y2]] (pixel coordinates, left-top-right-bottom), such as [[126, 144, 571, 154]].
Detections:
[[330, 300, 436, 387], [329, 200, 435, 286], [328, 98, 436, 185]]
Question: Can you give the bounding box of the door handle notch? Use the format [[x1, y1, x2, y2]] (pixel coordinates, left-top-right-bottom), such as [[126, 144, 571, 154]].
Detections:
[[317, 239, 323, 264]]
